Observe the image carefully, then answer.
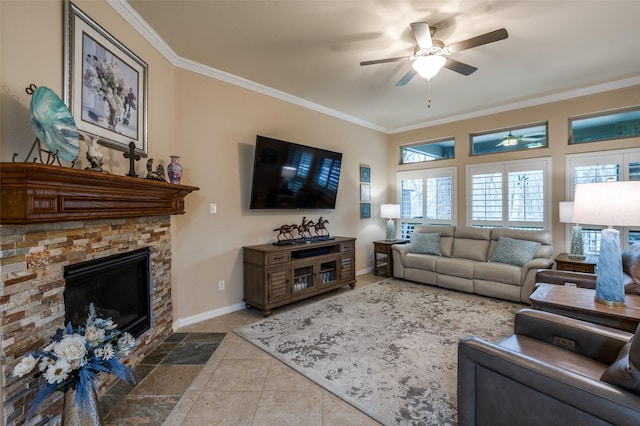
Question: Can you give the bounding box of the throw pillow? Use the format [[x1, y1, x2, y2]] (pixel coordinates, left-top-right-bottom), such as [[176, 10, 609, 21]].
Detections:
[[409, 233, 441, 255], [489, 236, 540, 267], [601, 324, 640, 395], [622, 242, 640, 284]]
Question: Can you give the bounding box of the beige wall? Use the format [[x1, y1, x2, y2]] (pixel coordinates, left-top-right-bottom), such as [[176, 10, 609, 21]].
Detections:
[[388, 86, 640, 255], [171, 68, 388, 321], [3, 1, 640, 328], [1, 1, 389, 325]]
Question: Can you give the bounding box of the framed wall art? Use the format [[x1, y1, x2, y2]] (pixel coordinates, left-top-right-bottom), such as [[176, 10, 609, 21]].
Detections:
[[360, 202, 371, 219], [360, 183, 370, 201], [360, 164, 370, 183], [64, 1, 148, 156]]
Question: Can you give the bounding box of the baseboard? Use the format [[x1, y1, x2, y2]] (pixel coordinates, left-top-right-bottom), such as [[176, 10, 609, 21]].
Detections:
[[173, 269, 374, 330], [357, 267, 373, 275], [172, 302, 246, 331]]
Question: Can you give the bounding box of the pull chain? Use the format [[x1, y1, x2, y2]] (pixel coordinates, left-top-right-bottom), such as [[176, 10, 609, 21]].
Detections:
[[427, 79, 432, 109]]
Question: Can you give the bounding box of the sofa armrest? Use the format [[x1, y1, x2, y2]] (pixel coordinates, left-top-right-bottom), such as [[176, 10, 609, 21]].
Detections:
[[513, 309, 632, 364], [458, 336, 640, 426], [535, 269, 597, 289], [519, 259, 555, 302], [391, 244, 410, 255]]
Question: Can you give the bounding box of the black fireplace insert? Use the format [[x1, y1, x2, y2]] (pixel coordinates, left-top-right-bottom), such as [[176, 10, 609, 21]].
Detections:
[[64, 247, 152, 338]]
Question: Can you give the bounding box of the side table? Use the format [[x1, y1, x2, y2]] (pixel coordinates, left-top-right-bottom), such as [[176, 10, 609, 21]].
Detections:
[[373, 239, 408, 277], [530, 283, 640, 333], [554, 253, 598, 274]]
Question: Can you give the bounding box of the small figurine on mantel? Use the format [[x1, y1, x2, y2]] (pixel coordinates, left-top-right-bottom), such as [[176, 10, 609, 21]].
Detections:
[[81, 133, 107, 173], [145, 158, 166, 181]]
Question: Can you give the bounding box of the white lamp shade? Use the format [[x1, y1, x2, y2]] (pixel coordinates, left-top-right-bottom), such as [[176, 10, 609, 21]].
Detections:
[[558, 201, 574, 223], [573, 181, 640, 226], [380, 203, 401, 219], [411, 56, 446, 80]]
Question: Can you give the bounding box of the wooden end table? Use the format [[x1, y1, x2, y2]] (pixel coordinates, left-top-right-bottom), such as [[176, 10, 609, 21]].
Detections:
[[554, 253, 598, 274], [373, 239, 408, 277], [530, 284, 640, 333]]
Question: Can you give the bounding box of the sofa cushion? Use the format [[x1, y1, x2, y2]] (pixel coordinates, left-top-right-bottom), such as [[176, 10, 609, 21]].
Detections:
[[437, 257, 476, 279], [601, 324, 640, 395], [414, 225, 455, 257], [474, 262, 521, 286], [402, 253, 439, 271], [409, 232, 441, 255], [451, 227, 491, 262], [622, 242, 640, 284], [489, 236, 540, 267]]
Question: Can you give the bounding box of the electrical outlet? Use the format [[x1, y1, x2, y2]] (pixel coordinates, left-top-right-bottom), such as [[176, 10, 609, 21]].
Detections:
[[210, 203, 217, 214], [217, 280, 224, 291]]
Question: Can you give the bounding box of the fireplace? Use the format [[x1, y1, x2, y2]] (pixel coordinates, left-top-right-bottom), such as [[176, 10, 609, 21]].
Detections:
[[64, 247, 152, 338]]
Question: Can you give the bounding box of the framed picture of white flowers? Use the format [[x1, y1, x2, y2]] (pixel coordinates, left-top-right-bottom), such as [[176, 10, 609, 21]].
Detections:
[[64, 1, 148, 156]]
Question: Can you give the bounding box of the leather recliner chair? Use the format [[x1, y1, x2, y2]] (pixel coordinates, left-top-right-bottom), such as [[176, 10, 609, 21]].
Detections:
[[458, 309, 640, 426]]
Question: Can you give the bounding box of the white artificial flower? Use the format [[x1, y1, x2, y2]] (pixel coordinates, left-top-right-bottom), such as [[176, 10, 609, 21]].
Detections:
[[85, 325, 105, 347], [13, 355, 38, 377], [117, 333, 136, 355], [44, 359, 71, 384], [94, 347, 104, 359], [103, 343, 115, 360], [54, 334, 87, 363], [38, 356, 54, 372]]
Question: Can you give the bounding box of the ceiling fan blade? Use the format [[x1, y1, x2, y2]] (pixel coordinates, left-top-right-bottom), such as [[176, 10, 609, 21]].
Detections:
[[360, 56, 411, 66], [447, 28, 508, 53], [395, 69, 417, 87], [410, 22, 433, 49], [443, 58, 477, 76]]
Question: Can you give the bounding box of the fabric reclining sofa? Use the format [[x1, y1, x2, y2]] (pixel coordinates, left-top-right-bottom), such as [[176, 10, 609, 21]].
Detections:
[[392, 225, 554, 303]]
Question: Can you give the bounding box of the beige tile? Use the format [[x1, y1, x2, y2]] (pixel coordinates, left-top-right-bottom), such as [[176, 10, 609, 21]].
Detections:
[[206, 359, 270, 391], [131, 365, 202, 396], [321, 391, 382, 426], [224, 335, 272, 360], [253, 389, 323, 426], [164, 389, 202, 425], [263, 359, 317, 391], [180, 390, 260, 426]]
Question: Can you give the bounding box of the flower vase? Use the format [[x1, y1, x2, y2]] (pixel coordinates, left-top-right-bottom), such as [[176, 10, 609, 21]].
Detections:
[[167, 155, 183, 184], [63, 388, 103, 426]]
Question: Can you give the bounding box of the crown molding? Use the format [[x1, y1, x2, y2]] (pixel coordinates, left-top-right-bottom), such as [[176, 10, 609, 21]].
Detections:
[[110, 1, 640, 136], [107, 0, 386, 133], [389, 76, 640, 134]]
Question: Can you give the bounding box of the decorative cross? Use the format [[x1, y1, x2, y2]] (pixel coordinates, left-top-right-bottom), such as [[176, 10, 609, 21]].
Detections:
[[123, 142, 141, 177]]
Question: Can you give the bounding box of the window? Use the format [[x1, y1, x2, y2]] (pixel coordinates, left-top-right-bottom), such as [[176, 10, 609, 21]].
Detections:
[[570, 107, 640, 144], [566, 148, 640, 254], [396, 167, 456, 238], [467, 158, 550, 229], [470, 123, 548, 155], [400, 138, 454, 164]]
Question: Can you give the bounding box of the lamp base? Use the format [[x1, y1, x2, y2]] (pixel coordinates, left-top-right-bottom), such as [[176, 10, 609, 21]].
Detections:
[[385, 219, 395, 241], [568, 224, 584, 259], [594, 297, 626, 307], [594, 228, 626, 306]]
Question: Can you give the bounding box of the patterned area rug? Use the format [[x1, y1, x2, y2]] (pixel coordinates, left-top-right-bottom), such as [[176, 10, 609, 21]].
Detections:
[[235, 279, 523, 425]]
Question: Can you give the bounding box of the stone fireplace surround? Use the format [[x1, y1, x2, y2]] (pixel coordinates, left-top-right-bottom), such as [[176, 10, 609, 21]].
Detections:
[[0, 163, 198, 425]]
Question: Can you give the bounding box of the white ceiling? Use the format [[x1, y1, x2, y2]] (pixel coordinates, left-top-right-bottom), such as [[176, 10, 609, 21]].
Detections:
[[124, 0, 640, 133]]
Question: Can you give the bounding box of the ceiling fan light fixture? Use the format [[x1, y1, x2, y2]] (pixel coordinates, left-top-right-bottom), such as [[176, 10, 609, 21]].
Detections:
[[412, 55, 446, 80], [502, 132, 519, 146]]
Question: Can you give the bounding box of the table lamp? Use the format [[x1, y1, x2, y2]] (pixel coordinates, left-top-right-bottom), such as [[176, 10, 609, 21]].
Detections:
[[380, 204, 401, 241], [559, 201, 584, 259], [572, 181, 640, 306]]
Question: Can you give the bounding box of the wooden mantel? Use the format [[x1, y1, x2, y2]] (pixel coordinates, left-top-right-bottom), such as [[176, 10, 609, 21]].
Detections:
[[0, 163, 199, 224]]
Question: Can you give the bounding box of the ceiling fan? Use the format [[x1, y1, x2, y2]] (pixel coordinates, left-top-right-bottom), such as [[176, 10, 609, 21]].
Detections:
[[360, 22, 508, 87]]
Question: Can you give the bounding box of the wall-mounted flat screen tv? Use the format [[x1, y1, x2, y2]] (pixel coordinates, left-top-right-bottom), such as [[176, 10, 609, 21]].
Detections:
[[249, 135, 342, 209]]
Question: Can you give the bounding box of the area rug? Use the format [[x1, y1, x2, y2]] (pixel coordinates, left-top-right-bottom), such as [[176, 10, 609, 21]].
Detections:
[[235, 279, 523, 425]]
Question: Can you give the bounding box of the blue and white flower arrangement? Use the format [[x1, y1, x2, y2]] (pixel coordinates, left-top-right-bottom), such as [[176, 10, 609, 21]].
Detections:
[[13, 304, 137, 418]]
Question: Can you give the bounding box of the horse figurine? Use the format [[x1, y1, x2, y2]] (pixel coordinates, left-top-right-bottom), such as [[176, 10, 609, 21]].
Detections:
[[296, 217, 315, 239], [273, 224, 296, 241], [314, 217, 330, 236]]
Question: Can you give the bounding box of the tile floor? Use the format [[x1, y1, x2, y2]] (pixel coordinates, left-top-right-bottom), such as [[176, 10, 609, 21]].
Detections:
[[102, 273, 385, 425]]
